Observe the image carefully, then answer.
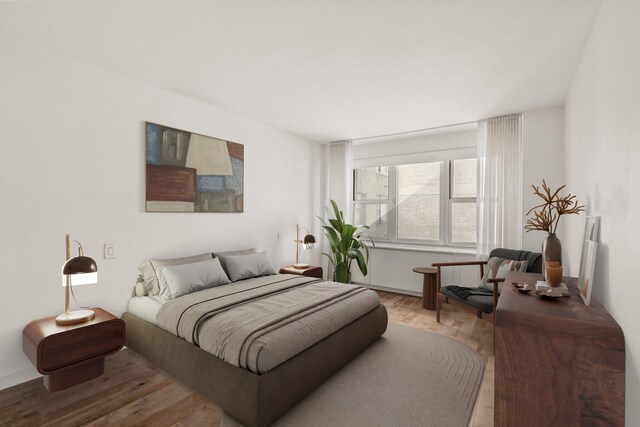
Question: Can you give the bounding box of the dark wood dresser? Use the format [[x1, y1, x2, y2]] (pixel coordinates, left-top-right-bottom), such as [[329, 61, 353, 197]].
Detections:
[[23, 308, 125, 391], [495, 271, 625, 426]]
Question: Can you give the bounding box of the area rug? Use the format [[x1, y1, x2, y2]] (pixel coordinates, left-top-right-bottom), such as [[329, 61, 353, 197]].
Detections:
[[222, 322, 485, 427]]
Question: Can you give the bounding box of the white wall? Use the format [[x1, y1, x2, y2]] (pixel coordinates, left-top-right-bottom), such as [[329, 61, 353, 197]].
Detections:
[[0, 35, 323, 389], [521, 107, 565, 253], [564, 0, 639, 424]]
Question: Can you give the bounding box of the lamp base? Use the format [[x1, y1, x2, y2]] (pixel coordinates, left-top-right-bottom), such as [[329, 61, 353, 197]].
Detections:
[[55, 309, 95, 326], [293, 263, 310, 269]]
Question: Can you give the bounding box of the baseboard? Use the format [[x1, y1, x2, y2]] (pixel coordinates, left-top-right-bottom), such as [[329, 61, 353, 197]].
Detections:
[[353, 282, 422, 298], [0, 367, 40, 391]]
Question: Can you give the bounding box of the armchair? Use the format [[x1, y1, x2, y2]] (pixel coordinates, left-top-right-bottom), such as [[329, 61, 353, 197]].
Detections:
[[432, 248, 542, 323]]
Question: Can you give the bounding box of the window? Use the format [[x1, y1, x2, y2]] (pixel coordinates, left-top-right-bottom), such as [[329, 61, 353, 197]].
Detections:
[[353, 158, 477, 246], [449, 158, 477, 244], [353, 167, 390, 239]]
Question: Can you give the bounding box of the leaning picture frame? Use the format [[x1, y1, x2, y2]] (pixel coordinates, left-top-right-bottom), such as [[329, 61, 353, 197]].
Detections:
[[578, 240, 598, 306], [577, 216, 599, 296]]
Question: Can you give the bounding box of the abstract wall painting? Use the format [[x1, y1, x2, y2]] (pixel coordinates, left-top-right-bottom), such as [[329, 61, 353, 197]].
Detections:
[[145, 122, 244, 212]]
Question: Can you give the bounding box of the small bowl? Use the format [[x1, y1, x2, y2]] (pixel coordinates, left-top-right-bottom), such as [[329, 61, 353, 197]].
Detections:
[[517, 284, 533, 294], [535, 289, 563, 300], [511, 282, 526, 289]]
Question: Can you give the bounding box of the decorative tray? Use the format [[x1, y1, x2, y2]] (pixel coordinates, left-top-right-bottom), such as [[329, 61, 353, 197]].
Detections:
[[535, 288, 569, 300]]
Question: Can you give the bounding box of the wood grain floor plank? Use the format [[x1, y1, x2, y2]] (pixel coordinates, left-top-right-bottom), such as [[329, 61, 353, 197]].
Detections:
[[1, 291, 494, 427], [2, 357, 160, 425]]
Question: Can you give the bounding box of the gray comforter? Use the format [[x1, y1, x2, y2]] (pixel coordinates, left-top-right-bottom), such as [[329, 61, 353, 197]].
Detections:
[[156, 274, 381, 374]]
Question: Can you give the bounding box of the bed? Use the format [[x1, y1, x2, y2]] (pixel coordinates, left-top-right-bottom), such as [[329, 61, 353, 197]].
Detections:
[[122, 273, 388, 427]]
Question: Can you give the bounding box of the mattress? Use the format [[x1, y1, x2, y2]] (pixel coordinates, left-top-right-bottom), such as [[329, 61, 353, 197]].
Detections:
[[155, 274, 381, 374], [127, 295, 165, 325]]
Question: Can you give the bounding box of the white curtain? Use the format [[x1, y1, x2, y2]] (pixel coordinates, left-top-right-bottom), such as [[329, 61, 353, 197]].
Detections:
[[322, 140, 353, 277], [476, 114, 523, 258], [324, 140, 353, 220]]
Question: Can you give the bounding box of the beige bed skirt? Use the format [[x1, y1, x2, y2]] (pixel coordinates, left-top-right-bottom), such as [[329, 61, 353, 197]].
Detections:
[[122, 304, 388, 427]]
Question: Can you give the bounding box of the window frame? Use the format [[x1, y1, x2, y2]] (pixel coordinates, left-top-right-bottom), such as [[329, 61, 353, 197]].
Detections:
[[352, 156, 477, 248], [447, 158, 478, 247]]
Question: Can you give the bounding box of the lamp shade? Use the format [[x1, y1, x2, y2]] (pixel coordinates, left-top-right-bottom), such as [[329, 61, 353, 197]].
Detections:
[[62, 256, 98, 287], [303, 234, 317, 249]]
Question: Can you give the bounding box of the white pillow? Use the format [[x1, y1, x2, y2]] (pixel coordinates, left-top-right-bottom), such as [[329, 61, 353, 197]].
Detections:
[[222, 251, 276, 282], [137, 252, 212, 296], [157, 258, 231, 299]]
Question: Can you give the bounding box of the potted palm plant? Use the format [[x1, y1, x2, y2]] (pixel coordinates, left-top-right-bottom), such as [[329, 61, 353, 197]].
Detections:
[[318, 200, 374, 283]]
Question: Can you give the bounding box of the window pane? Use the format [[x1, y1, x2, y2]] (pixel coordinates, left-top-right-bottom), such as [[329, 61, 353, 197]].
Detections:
[[354, 167, 389, 200], [451, 158, 477, 198], [353, 203, 388, 239], [451, 202, 477, 243], [397, 162, 441, 241]]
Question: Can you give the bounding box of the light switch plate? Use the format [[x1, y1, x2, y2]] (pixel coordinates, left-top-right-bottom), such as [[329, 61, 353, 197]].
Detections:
[[104, 243, 116, 259]]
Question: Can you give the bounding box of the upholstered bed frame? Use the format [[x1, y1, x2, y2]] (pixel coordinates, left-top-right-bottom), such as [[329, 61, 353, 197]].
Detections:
[[122, 304, 388, 427]]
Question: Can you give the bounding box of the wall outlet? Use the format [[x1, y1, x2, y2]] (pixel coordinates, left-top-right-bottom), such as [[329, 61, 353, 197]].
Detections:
[[277, 232, 283, 242], [104, 243, 116, 259]]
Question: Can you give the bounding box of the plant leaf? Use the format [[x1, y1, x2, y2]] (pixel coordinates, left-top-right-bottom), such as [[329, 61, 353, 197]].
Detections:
[[355, 250, 368, 276], [321, 252, 336, 268], [330, 200, 343, 222]]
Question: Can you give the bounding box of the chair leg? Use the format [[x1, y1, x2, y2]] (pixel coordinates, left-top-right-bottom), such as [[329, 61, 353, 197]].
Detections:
[[436, 294, 441, 322]]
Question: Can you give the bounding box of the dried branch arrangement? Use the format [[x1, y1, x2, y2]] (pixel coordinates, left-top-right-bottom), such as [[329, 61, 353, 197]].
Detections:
[[525, 180, 584, 234]]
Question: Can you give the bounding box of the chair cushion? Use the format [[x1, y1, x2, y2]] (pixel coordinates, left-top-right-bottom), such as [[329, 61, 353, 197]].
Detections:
[[489, 248, 543, 274], [440, 286, 494, 313], [479, 257, 528, 292]]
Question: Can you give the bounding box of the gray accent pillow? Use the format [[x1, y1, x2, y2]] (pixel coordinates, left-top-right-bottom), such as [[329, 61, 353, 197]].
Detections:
[[213, 248, 257, 271], [478, 257, 528, 293], [222, 251, 276, 282], [138, 253, 213, 296], [156, 258, 231, 299]]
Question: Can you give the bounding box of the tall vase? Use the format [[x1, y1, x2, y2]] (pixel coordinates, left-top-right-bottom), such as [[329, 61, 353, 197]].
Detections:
[[542, 233, 562, 280]]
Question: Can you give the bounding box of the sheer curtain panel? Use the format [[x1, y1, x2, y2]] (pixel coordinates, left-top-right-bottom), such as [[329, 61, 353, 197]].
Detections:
[[322, 140, 353, 277], [324, 140, 353, 219], [476, 114, 523, 258]]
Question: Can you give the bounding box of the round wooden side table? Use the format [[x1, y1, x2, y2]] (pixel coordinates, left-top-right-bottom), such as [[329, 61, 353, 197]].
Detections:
[[412, 267, 438, 311]]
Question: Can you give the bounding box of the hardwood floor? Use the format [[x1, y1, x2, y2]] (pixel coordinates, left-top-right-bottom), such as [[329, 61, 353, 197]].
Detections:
[[0, 291, 494, 426]]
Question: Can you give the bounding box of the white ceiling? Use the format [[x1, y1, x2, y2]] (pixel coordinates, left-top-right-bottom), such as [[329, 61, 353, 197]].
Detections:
[[0, 0, 602, 142]]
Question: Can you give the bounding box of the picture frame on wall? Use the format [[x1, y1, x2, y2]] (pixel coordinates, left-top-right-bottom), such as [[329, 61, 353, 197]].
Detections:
[[578, 240, 598, 306], [577, 216, 599, 295], [144, 122, 244, 213]]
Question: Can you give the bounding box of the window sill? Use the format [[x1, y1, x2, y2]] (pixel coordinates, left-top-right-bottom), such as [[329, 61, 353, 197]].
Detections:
[[370, 242, 476, 256]]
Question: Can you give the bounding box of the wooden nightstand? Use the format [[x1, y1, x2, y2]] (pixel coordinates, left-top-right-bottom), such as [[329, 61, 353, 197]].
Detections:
[[23, 308, 125, 391], [279, 265, 323, 279]]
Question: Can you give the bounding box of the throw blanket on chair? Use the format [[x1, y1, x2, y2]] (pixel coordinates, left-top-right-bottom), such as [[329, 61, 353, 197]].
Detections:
[[445, 285, 494, 300]]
